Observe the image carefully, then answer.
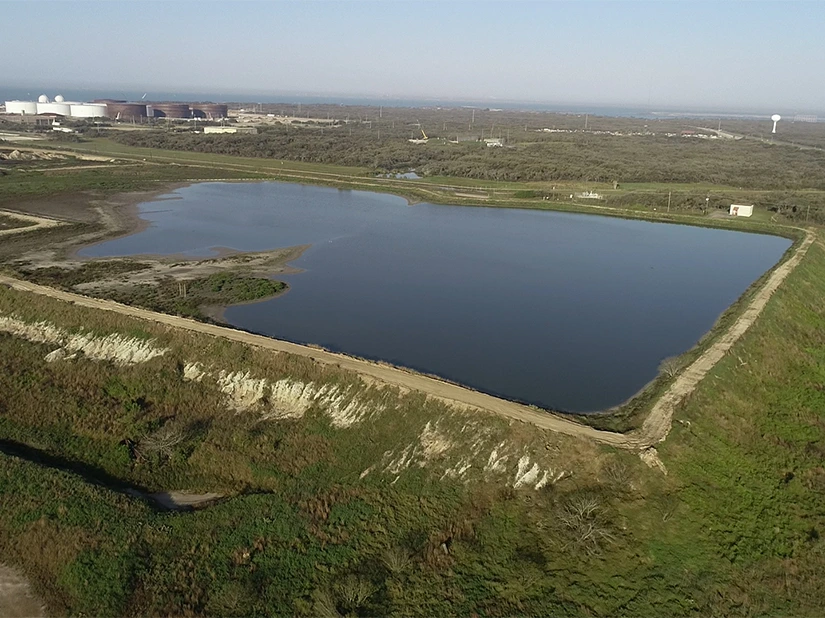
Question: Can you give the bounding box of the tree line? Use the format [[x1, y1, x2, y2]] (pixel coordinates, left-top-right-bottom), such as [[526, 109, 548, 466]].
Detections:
[[112, 127, 825, 190]]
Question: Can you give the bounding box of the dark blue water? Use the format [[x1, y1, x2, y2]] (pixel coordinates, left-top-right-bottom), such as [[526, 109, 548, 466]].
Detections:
[[81, 182, 791, 412]]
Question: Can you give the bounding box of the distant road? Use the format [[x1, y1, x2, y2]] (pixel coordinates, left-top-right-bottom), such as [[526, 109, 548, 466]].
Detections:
[[0, 229, 812, 451], [697, 126, 824, 152]]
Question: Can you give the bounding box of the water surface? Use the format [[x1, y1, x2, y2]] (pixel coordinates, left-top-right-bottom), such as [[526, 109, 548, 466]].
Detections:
[[82, 182, 791, 412]]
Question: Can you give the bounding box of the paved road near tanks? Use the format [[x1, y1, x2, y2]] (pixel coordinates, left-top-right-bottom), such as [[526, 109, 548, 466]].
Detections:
[[0, 229, 812, 451]]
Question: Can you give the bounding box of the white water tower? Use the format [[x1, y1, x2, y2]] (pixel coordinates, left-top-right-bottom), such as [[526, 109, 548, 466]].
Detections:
[[771, 114, 781, 134]]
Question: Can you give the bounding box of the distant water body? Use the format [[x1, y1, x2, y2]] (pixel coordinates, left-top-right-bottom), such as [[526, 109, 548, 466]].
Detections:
[[2, 87, 811, 120], [82, 182, 792, 413]]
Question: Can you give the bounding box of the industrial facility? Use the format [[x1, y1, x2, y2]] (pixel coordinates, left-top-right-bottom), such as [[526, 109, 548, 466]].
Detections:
[[2, 94, 228, 121]]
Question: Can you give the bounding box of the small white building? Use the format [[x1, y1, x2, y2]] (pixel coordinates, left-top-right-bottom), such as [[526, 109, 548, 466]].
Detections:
[[729, 204, 754, 217], [203, 126, 258, 135]]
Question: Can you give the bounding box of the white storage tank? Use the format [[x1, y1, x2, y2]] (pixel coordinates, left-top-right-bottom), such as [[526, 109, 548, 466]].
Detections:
[[36, 102, 71, 116], [4, 100, 38, 114], [729, 204, 754, 217], [69, 103, 108, 118]]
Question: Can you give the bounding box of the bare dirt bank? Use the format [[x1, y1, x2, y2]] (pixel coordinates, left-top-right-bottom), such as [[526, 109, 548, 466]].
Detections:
[[0, 564, 46, 618], [0, 229, 812, 450]]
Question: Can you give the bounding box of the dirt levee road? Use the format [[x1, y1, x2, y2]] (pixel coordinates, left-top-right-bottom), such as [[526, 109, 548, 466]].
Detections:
[[637, 229, 814, 445], [0, 210, 65, 237], [0, 273, 630, 446], [0, 229, 811, 450]]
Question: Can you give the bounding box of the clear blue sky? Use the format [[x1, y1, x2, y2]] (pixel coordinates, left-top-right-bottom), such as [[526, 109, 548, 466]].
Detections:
[[4, 0, 823, 111]]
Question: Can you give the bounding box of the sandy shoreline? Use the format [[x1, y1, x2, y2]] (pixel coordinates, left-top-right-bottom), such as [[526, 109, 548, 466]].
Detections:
[[66, 182, 193, 260], [2, 180, 309, 324]]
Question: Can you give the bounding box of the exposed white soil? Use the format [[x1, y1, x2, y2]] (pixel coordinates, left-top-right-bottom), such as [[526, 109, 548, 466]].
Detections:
[[639, 447, 668, 475], [217, 370, 270, 411], [183, 361, 207, 382], [484, 444, 510, 474], [419, 421, 454, 460], [0, 564, 46, 618], [183, 360, 381, 427], [373, 422, 569, 490], [0, 314, 168, 365]]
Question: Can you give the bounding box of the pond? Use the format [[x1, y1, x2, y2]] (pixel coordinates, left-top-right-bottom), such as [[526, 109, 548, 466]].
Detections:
[[81, 182, 791, 413]]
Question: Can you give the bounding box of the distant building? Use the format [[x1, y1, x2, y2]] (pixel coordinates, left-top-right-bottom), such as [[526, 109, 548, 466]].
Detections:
[[729, 204, 754, 217], [484, 138, 503, 147], [203, 126, 258, 135], [1, 114, 55, 127]]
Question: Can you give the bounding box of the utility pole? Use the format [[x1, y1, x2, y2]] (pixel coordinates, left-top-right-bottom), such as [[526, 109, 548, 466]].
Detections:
[[667, 191, 672, 213]]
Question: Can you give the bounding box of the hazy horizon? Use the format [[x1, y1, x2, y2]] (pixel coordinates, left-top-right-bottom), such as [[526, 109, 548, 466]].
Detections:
[[4, 0, 824, 113]]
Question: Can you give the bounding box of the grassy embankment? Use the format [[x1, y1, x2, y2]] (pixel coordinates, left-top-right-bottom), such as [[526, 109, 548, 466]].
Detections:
[[1, 229, 824, 616]]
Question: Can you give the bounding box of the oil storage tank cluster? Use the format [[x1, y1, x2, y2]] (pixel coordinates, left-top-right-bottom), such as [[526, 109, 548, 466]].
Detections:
[[150, 102, 191, 118], [97, 101, 147, 121], [4, 94, 229, 121], [191, 103, 228, 119], [35, 94, 73, 116], [70, 103, 109, 118], [5, 100, 39, 114], [3, 94, 109, 118]]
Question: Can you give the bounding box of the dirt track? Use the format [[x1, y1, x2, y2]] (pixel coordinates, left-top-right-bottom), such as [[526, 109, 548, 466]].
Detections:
[[0, 210, 65, 237], [0, 229, 812, 450], [637, 229, 814, 445]]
